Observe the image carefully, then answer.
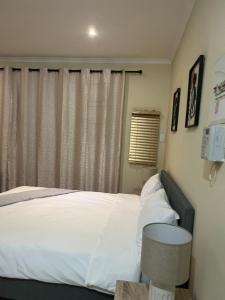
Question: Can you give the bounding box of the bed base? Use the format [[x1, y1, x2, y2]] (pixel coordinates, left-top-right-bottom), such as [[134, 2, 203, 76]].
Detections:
[[0, 277, 113, 300]]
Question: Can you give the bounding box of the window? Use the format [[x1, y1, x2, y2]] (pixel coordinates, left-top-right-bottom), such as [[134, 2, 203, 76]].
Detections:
[[128, 111, 160, 166]]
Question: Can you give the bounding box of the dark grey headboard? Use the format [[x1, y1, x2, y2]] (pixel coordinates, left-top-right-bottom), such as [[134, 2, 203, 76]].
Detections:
[[160, 170, 195, 234]]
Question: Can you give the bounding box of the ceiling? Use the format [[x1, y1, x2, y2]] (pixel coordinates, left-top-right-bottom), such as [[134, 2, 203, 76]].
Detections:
[[0, 0, 195, 61]]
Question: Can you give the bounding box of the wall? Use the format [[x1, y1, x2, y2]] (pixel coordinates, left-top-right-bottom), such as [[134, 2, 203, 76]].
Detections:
[[0, 60, 171, 194], [165, 0, 225, 299], [119, 64, 171, 193]]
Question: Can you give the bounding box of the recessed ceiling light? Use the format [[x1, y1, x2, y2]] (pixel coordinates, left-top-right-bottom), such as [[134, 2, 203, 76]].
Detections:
[[88, 26, 98, 38]]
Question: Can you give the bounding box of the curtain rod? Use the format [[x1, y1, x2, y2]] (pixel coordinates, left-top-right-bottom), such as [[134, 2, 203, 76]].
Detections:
[[0, 67, 142, 74]]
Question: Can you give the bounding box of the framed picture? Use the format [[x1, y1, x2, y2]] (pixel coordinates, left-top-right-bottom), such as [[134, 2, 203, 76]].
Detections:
[[171, 88, 181, 132], [185, 55, 205, 128]]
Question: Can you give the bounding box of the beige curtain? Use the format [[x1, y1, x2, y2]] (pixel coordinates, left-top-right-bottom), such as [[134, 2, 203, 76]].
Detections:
[[0, 67, 12, 191], [0, 68, 125, 193]]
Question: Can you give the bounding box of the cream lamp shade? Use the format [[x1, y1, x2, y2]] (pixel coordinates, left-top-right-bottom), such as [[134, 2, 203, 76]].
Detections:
[[141, 223, 192, 287]]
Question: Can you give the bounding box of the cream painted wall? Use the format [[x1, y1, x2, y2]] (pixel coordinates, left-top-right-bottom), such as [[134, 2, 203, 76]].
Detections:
[[0, 60, 171, 194], [165, 0, 225, 299], [119, 64, 171, 193]]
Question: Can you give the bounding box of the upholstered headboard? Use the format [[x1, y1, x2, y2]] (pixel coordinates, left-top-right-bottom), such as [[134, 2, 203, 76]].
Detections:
[[160, 170, 195, 234]]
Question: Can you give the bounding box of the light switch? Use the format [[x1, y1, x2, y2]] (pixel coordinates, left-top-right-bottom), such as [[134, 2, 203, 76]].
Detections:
[[160, 133, 165, 142]]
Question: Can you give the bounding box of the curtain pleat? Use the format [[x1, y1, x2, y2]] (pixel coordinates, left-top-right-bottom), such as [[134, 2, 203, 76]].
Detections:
[[37, 69, 59, 187], [0, 68, 125, 193], [0, 67, 12, 191]]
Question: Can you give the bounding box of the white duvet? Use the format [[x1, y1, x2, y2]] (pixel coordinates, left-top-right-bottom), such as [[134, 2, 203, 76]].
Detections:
[[0, 187, 141, 293]]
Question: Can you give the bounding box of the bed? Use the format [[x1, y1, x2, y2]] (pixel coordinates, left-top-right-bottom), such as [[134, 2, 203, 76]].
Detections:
[[0, 170, 194, 300]]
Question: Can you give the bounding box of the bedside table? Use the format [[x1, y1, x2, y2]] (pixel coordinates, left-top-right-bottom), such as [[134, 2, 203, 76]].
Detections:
[[114, 281, 192, 300]]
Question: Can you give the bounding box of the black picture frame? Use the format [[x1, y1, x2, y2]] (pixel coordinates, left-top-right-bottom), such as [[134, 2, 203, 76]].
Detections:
[[185, 55, 205, 128], [171, 88, 181, 132]]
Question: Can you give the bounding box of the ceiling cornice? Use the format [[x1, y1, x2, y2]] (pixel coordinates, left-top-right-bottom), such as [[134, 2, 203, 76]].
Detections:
[[0, 57, 171, 65]]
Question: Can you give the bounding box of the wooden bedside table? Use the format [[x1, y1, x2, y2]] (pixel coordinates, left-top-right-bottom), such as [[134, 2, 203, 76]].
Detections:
[[114, 281, 192, 300]]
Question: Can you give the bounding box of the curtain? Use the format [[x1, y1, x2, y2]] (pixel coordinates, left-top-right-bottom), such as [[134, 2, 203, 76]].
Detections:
[[0, 68, 125, 193], [0, 67, 12, 191]]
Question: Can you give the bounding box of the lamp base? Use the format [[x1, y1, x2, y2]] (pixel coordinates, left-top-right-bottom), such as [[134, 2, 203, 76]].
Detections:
[[149, 283, 175, 300]]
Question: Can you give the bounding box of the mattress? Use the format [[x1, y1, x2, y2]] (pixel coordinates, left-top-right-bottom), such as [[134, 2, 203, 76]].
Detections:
[[0, 186, 141, 294]]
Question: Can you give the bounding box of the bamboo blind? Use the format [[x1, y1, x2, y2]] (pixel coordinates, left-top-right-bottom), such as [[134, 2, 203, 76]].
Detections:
[[128, 111, 160, 166]]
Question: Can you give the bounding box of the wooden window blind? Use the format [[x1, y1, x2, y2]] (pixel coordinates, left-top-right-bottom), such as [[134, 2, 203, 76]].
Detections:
[[128, 111, 160, 166]]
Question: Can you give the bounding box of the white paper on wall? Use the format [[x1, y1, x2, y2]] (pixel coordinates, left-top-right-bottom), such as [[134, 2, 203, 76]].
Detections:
[[209, 55, 225, 125]]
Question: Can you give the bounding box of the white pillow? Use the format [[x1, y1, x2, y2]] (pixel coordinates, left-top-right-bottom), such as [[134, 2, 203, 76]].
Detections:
[[140, 173, 162, 206], [136, 188, 180, 248]]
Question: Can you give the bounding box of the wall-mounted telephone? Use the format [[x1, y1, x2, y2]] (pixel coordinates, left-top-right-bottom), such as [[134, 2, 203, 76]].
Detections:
[[201, 125, 225, 162]]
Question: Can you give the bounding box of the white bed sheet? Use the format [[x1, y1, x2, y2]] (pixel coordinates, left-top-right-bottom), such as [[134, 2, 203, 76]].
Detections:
[[0, 186, 141, 293]]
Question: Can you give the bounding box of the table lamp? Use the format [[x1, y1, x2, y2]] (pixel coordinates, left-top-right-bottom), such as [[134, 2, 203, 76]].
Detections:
[[141, 223, 192, 300]]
